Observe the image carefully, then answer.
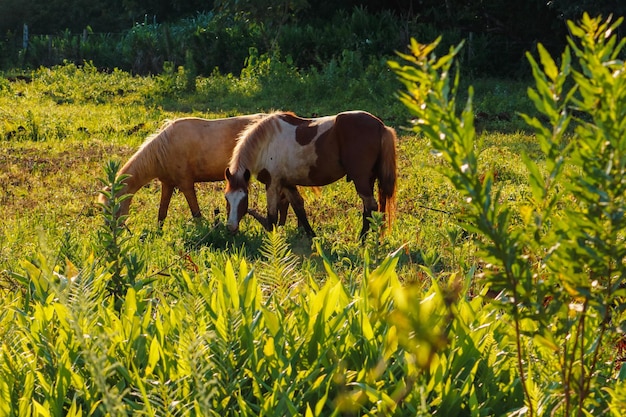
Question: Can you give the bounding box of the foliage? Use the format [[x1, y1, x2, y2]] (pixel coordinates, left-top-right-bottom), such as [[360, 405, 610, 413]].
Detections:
[[97, 161, 147, 307], [6, 1, 619, 78], [1, 202, 515, 415], [3, 11, 626, 415], [390, 12, 626, 416], [0, 53, 532, 416], [215, 0, 309, 51]]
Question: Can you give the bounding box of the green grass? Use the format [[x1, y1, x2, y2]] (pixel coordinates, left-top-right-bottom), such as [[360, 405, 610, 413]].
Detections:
[[0, 61, 535, 277], [0, 65, 534, 302], [0, 60, 578, 416]]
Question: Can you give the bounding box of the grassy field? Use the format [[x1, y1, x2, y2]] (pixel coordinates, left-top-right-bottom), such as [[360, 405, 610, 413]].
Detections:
[[3, 23, 624, 413], [0, 62, 534, 283]]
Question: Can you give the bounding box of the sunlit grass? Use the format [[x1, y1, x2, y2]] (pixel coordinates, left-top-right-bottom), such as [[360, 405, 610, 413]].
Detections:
[[0, 62, 539, 285], [0, 61, 576, 417]]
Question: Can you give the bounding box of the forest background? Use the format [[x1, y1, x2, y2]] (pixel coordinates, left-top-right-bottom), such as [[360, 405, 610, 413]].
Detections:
[[1, 0, 625, 78]]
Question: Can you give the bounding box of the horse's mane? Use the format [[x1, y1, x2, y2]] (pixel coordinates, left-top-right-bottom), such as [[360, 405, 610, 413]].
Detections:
[[229, 111, 293, 173], [119, 120, 174, 178]]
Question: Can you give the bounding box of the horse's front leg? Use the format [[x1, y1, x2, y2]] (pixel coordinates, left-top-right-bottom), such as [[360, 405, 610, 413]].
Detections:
[[277, 191, 290, 226], [264, 185, 282, 231], [158, 182, 176, 227], [180, 184, 204, 226], [247, 208, 269, 229]]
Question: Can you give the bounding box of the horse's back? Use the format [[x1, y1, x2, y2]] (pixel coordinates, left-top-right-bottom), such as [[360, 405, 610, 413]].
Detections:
[[168, 115, 262, 148], [332, 111, 387, 175], [161, 115, 264, 182], [335, 111, 385, 135], [274, 113, 344, 185]]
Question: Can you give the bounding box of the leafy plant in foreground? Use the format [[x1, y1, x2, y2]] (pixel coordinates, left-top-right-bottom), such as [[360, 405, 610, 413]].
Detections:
[[390, 13, 626, 416], [97, 161, 146, 308], [257, 228, 305, 304]]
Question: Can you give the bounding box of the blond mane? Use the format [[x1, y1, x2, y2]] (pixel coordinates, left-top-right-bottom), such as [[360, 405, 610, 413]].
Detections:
[[118, 120, 174, 178], [229, 111, 293, 173]]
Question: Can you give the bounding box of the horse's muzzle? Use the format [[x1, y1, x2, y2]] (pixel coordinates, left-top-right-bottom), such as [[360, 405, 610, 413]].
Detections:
[[226, 223, 239, 233]]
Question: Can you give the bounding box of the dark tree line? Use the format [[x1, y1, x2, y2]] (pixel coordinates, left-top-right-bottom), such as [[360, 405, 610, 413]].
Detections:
[[1, 0, 624, 76], [3, 0, 624, 35], [0, 0, 213, 34]]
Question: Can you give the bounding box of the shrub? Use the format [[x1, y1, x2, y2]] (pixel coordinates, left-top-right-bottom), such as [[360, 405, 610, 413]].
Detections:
[[390, 12, 626, 416]]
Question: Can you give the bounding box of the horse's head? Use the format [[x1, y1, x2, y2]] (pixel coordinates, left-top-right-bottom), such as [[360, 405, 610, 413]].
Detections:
[[224, 167, 251, 233], [97, 186, 110, 206]]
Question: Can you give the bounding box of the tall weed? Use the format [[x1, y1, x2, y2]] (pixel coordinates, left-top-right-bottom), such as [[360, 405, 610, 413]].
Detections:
[[1, 193, 512, 415], [390, 12, 626, 416]]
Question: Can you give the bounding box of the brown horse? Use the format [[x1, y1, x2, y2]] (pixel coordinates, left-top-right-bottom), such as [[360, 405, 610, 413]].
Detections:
[[225, 110, 397, 239], [98, 115, 296, 226]]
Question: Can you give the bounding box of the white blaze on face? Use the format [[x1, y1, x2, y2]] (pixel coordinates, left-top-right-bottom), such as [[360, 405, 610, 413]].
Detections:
[[226, 189, 247, 232]]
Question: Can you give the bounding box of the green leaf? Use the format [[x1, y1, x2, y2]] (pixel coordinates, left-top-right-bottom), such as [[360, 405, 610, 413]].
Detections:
[[123, 287, 137, 320], [263, 307, 280, 336], [522, 153, 546, 202], [66, 398, 83, 417], [618, 363, 626, 381], [263, 336, 275, 358], [224, 260, 240, 310], [33, 401, 51, 417], [538, 43, 558, 81], [0, 378, 10, 416], [146, 337, 161, 377], [18, 370, 34, 417], [533, 332, 559, 353], [240, 268, 260, 311]]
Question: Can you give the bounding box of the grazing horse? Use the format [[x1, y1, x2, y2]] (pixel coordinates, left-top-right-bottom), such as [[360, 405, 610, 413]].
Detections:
[[98, 115, 295, 226], [225, 110, 397, 239]]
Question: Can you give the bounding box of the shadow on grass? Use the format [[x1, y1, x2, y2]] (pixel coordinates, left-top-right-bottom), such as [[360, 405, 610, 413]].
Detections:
[[173, 214, 314, 259], [149, 213, 436, 286]]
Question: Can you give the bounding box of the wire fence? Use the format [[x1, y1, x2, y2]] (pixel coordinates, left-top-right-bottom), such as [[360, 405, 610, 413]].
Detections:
[[1, 22, 574, 78]]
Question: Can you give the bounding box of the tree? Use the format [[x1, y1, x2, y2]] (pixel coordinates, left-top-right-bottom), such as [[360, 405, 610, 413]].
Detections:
[[215, 0, 309, 50]]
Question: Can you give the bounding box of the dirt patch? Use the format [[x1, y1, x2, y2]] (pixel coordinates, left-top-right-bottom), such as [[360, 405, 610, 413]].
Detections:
[[0, 141, 134, 212]]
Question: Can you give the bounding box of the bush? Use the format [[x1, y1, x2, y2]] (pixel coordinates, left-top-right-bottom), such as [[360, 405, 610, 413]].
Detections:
[[1, 7, 529, 77], [390, 12, 626, 415]]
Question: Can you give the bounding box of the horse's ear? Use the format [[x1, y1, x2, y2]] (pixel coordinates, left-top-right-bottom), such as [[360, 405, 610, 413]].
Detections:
[[225, 168, 232, 180], [244, 169, 251, 182]]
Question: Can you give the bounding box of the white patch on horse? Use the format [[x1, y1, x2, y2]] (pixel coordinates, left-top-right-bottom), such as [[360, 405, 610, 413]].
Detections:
[[226, 188, 247, 231], [261, 117, 335, 183]]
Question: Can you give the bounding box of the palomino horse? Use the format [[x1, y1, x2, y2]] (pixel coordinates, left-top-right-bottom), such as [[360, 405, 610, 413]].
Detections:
[[225, 110, 397, 239], [98, 115, 296, 226]]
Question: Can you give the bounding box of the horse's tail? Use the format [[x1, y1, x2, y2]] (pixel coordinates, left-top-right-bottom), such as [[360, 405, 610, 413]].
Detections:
[[378, 126, 397, 230]]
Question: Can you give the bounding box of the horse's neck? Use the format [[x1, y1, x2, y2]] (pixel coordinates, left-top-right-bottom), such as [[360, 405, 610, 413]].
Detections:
[[119, 130, 169, 194], [232, 149, 257, 175], [118, 157, 153, 194], [237, 127, 278, 174]]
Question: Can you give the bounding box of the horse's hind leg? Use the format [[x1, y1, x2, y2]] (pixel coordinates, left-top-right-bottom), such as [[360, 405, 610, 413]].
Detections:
[[358, 194, 378, 240], [283, 186, 315, 237], [158, 182, 175, 227], [354, 177, 378, 241]]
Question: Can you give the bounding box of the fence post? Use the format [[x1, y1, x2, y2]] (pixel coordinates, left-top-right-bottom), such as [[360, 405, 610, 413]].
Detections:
[[47, 35, 52, 64], [467, 32, 473, 69], [22, 24, 28, 50]]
